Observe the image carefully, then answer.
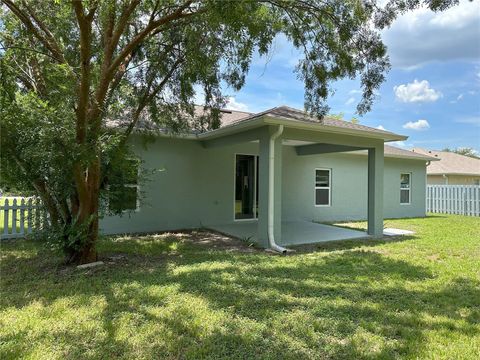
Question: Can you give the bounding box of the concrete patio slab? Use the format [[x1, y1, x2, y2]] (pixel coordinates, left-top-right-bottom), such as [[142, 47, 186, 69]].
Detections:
[[383, 228, 415, 236], [210, 220, 369, 246]]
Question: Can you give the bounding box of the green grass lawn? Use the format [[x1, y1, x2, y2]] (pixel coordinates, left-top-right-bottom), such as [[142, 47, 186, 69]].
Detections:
[[1, 215, 479, 359]]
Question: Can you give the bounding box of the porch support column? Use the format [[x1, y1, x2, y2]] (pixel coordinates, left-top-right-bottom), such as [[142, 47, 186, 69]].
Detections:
[[367, 145, 384, 237], [258, 126, 283, 248]]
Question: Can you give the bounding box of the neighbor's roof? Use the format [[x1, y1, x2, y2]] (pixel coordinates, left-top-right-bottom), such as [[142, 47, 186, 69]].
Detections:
[[347, 144, 437, 161], [384, 145, 438, 161], [412, 148, 480, 176]]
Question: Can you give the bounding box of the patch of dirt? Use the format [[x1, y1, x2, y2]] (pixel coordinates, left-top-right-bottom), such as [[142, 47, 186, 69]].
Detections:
[[190, 230, 259, 253], [97, 229, 261, 266], [426, 254, 441, 262]]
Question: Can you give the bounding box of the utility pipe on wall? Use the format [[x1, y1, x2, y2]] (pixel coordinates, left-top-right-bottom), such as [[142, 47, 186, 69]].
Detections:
[[268, 125, 288, 254]]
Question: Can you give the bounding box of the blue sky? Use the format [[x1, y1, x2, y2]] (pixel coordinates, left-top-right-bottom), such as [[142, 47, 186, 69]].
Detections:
[[222, 0, 480, 152]]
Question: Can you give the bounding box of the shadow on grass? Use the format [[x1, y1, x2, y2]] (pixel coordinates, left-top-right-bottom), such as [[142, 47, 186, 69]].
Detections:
[[303, 235, 418, 253], [1, 236, 479, 359]]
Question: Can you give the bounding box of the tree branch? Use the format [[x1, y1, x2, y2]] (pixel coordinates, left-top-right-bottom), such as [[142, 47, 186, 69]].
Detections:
[[72, 0, 94, 144], [89, 1, 196, 135], [107, 0, 142, 63], [121, 56, 184, 143], [11, 154, 62, 226], [108, 1, 195, 76], [3, 0, 67, 64], [20, 0, 70, 61]]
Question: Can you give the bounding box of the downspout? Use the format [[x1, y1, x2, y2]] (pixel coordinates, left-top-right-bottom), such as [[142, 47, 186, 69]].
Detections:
[[268, 125, 288, 254]]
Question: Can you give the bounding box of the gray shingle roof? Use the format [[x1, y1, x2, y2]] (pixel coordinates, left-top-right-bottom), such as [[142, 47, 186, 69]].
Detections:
[[245, 106, 400, 137], [214, 105, 402, 138], [106, 105, 253, 131], [384, 145, 438, 161], [107, 104, 434, 161], [412, 148, 480, 175], [108, 105, 404, 140]]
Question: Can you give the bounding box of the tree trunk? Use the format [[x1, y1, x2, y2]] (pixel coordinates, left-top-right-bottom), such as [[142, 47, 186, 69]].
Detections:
[[77, 216, 99, 263], [67, 156, 101, 264]]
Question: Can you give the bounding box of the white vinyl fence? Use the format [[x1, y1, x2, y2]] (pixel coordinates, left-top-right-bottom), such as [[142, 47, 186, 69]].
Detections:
[[0, 197, 48, 239], [426, 185, 480, 216]]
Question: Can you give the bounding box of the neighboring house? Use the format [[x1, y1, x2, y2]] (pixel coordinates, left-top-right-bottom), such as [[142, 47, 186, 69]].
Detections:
[[412, 148, 480, 185], [102, 106, 437, 248]]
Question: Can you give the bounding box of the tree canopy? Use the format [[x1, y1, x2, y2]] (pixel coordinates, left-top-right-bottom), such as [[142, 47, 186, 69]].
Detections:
[[0, 0, 460, 263], [442, 147, 479, 159]]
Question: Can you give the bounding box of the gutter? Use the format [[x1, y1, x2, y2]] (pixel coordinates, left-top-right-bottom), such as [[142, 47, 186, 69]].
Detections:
[[267, 125, 289, 254], [262, 116, 407, 142], [195, 115, 407, 142], [428, 172, 480, 176]]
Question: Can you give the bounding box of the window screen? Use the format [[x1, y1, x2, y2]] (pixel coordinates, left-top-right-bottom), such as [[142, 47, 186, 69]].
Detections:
[[315, 169, 331, 206], [400, 173, 411, 204]]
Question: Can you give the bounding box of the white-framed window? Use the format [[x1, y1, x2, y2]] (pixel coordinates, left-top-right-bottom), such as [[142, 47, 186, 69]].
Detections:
[[108, 158, 140, 212], [315, 168, 331, 206], [400, 173, 411, 205]]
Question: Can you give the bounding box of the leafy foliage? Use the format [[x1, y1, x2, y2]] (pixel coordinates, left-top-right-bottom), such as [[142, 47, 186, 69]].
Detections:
[[442, 147, 480, 159], [328, 112, 360, 124]]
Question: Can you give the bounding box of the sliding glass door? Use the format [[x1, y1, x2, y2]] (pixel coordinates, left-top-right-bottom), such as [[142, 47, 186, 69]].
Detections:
[[235, 154, 259, 220]]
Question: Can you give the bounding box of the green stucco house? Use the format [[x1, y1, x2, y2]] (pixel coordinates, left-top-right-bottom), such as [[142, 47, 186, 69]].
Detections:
[[102, 106, 436, 252]]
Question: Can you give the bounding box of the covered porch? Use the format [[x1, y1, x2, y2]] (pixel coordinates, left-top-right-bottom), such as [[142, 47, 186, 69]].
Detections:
[[199, 107, 406, 250]]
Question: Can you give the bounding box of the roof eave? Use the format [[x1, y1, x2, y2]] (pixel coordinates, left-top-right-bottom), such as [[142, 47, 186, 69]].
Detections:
[[391, 154, 440, 161], [343, 150, 437, 162], [427, 172, 480, 176], [195, 117, 265, 140], [142, 114, 407, 142], [262, 116, 408, 142]]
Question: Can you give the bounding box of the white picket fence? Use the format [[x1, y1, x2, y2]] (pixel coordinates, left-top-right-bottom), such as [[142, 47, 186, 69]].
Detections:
[[426, 185, 480, 216], [0, 197, 48, 239]]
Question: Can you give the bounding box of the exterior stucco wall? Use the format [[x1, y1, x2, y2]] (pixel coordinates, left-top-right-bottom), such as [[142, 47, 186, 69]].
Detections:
[[100, 135, 259, 234], [383, 158, 427, 219], [101, 136, 204, 234], [101, 135, 427, 234], [282, 149, 427, 222], [427, 174, 480, 185]]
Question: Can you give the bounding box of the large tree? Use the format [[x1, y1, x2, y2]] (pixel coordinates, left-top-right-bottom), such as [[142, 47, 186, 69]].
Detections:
[[0, 0, 459, 263]]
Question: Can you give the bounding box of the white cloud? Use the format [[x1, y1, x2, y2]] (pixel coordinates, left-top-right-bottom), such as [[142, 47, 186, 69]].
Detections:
[[429, 3, 479, 28], [376, 125, 387, 131], [390, 141, 408, 148], [382, 0, 480, 68], [455, 116, 480, 127], [225, 96, 249, 112], [450, 93, 464, 104], [394, 80, 442, 103], [403, 119, 430, 131], [193, 85, 205, 105], [348, 89, 362, 95], [345, 97, 356, 106]]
